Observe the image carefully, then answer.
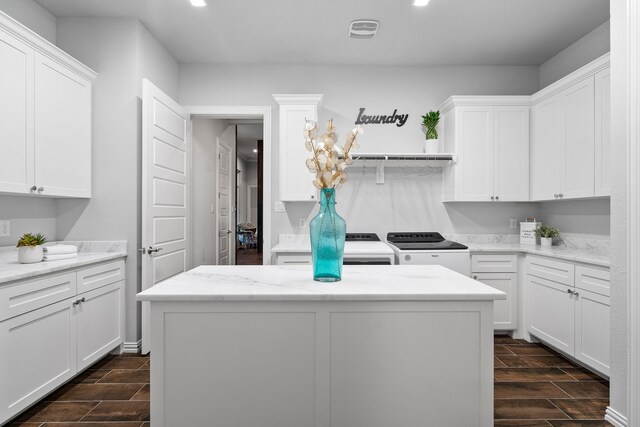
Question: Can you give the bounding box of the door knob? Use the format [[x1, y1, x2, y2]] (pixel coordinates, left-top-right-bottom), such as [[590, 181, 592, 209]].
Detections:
[[147, 246, 163, 254]]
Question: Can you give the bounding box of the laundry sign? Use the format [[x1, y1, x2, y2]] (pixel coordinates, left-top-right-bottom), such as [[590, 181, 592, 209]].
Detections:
[[355, 108, 409, 127]]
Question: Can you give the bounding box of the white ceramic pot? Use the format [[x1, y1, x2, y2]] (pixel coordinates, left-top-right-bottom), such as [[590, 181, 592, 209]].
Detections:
[[18, 245, 44, 264], [540, 237, 553, 248], [424, 138, 439, 154]]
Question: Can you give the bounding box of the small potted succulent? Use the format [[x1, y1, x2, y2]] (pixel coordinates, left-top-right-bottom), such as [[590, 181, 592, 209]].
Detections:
[[16, 233, 47, 264], [421, 110, 440, 154], [534, 225, 560, 248]]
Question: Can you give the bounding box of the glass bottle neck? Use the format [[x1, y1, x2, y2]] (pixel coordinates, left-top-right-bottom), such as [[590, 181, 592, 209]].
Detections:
[[319, 188, 336, 211]]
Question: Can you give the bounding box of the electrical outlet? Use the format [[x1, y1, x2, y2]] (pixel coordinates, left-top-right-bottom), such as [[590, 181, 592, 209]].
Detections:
[[0, 220, 10, 237], [509, 218, 518, 230]]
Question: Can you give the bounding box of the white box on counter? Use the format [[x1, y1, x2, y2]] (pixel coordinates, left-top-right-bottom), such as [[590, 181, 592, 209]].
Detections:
[[520, 222, 541, 245]]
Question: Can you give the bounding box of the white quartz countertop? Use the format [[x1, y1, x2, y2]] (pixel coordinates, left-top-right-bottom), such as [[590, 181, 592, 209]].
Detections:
[[136, 265, 506, 302], [466, 243, 610, 267], [0, 242, 127, 285]]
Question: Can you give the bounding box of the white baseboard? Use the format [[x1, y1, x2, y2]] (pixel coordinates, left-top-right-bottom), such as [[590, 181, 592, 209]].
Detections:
[[605, 406, 628, 427], [123, 340, 142, 354]]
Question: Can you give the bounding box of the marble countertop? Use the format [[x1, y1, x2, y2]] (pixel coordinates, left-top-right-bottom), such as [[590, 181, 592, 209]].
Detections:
[[465, 243, 610, 267], [137, 265, 506, 302], [0, 241, 127, 285]]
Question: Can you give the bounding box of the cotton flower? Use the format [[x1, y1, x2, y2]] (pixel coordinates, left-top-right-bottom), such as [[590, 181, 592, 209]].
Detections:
[[305, 120, 316, 131]]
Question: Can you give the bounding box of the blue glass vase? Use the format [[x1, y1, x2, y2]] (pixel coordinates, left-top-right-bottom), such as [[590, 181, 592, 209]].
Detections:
[[309, 188, 346, 282]]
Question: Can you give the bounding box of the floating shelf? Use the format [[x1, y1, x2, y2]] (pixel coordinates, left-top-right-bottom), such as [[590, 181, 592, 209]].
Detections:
[[339, 153, 456, 184], [348, 153, 456, 168]]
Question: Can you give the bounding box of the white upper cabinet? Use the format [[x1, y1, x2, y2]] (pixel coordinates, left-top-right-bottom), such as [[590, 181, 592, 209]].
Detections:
[[530, 54, 609, 201], [274, 94, 323, 202], [440, 97, 530, 202], [0, 12, 96, 198], [594, 68, 611, 196]]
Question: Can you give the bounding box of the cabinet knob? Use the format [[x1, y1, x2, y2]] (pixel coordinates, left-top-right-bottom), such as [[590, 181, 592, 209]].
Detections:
[[30, 186, 37, 192], [491, 196, 494, 201], [311, 195, 314, 199], [72, 297, 86, 307], [567, 288, 574, 294], [554, 194, 559, 198], [38, 187, 44, 192], [473, 275, 478, 280], [495, 196, 499, 201], [559, 193, 563, 198], [573, 291, 579, 297]]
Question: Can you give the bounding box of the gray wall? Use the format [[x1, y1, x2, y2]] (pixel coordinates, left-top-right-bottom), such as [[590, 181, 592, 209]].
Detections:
[[55, 18, 179, 344], [609, 0, 627, 418], [539, 20, 610, 89], [0, 0, 56, 43], [536, 199, 610, 236], [191, 118, 229, 267], [179, 64, 542, 246]]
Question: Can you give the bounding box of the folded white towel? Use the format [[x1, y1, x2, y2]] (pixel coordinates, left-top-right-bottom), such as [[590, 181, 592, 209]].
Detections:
[[44, 245, 78, 255], [43, 253, 78, 261]]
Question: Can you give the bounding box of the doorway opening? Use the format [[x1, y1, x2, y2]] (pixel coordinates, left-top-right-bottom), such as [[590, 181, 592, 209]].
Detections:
[[190, 116, 265, 267]]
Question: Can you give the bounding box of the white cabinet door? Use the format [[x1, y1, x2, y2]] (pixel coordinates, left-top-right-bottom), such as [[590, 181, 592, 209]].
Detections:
[[594, 69, 611, 197], [474, 272, 517, 330], [493, 106, 529, 201], [0, 30, 34, 194], [574, 288, 610, 376], [276, 97, 321, 202], [76, 281, 124, 371], [34, 53, 92, 197], [456, 106, 494, 201], [527, 274, 575, 355], [530, 95, 563, 201], [562, 77, 595, 199], [0, 298, 76, 423]]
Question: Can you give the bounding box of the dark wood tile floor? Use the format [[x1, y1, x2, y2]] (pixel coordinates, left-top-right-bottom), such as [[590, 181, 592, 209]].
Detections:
[[235, 248, 263, 265], [495, 335, 612, 426], [8, 336, 611, 426]]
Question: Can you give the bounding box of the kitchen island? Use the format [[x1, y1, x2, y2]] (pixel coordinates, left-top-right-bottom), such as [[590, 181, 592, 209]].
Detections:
[[137, 265, 505, 427]]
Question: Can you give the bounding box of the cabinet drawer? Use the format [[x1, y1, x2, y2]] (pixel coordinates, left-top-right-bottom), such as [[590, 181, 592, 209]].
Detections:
[[77, 260, 124, 294], [575, 265, 610, 297], [0, 272, 77, 321], [526, 256, 574, 285], [472, 254, 517, 273], [276, 254, 312, 265]]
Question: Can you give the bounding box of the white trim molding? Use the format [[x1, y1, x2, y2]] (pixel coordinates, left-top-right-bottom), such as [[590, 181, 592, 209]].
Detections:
[[438, 96, 531, 113], [628, 0, 640, 424], [606, 406, 629, 427], [184, 105, 273, 265], [123, 340, 142, 354]]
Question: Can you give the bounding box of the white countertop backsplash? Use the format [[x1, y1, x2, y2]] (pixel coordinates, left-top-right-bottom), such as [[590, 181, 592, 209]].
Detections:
[[0, 241, 128, 285], [273, 233, 610, 267]]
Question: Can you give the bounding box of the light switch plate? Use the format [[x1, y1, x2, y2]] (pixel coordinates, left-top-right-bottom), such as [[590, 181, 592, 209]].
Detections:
[[509, 218, 518, 230], [274, 201, 286, 213], [0, 220, 10, 237]]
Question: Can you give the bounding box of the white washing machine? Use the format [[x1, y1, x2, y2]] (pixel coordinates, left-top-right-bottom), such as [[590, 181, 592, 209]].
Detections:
[[386, 232, 471, 276]]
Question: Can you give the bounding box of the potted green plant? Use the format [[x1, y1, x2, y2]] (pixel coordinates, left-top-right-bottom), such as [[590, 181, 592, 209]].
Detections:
[[534, 224, 560, 248], [16, 233, 47, 264], [421, 110, 440, 154]]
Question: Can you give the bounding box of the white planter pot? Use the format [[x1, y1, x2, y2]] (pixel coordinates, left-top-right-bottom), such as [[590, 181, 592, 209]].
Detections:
[[424, 139, 439, 154], [540, 237, 553, 248], [18, 245, 44, 264]]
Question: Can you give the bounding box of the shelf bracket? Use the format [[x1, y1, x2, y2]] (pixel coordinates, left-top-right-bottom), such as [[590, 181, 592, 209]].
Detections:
[[376, 161, 385, 185]]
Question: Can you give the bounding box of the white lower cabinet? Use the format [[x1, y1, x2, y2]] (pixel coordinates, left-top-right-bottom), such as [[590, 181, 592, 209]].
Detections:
[[472, 254, 517, 330], [527, 257, 610, 376], [0, 260, 125, 424]]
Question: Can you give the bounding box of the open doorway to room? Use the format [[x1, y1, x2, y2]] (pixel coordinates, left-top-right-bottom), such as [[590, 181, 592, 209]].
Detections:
[[235, 123, 264, 265]]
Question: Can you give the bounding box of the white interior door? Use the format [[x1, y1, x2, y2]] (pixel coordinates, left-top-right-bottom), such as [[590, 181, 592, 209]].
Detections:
[[141, 79, 189, 354], [217, 127, 236, 265]]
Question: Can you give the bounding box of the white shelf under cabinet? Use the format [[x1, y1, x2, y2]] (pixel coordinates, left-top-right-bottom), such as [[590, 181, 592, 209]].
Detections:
[[349, 153, 456, 168]]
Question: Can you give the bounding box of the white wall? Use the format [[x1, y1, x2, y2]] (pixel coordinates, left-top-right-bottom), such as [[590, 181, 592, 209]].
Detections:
[[536, 199, 610, 236], [609, 0, 627, 418], [55, 17, 179, 345], [0, 196, 56, 247], [179, 64, 541, 247], [191, 118, 229, 267], [539, 20, 610, 89], [0, 0, 56, 43]]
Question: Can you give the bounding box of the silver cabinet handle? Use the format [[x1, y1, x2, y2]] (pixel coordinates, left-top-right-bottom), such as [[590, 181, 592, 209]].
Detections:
[[72, 297, 86, 306], [567, 288, 574, 294], [554, 194, 559, 198], [30, 186, 37, 192], [559, 193, 564, 198], [38, 187, 44, 192], [573, 291, 579, 297]]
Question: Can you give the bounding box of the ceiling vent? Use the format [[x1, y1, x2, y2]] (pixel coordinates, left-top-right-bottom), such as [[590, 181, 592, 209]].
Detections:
[[349, 20, 379, 39]]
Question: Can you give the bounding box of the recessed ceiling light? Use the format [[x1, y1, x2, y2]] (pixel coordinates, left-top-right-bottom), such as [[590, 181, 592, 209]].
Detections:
[[413, 0, 430, 6], [253, 149, 258, 153], [190, 0, 207, 7]]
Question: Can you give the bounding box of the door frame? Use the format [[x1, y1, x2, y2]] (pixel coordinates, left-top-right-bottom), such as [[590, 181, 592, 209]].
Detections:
[[186, 106, 272, 265]]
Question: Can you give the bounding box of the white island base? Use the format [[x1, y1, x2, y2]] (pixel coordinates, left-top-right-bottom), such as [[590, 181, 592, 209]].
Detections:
[[137, 265, 505, 427]]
